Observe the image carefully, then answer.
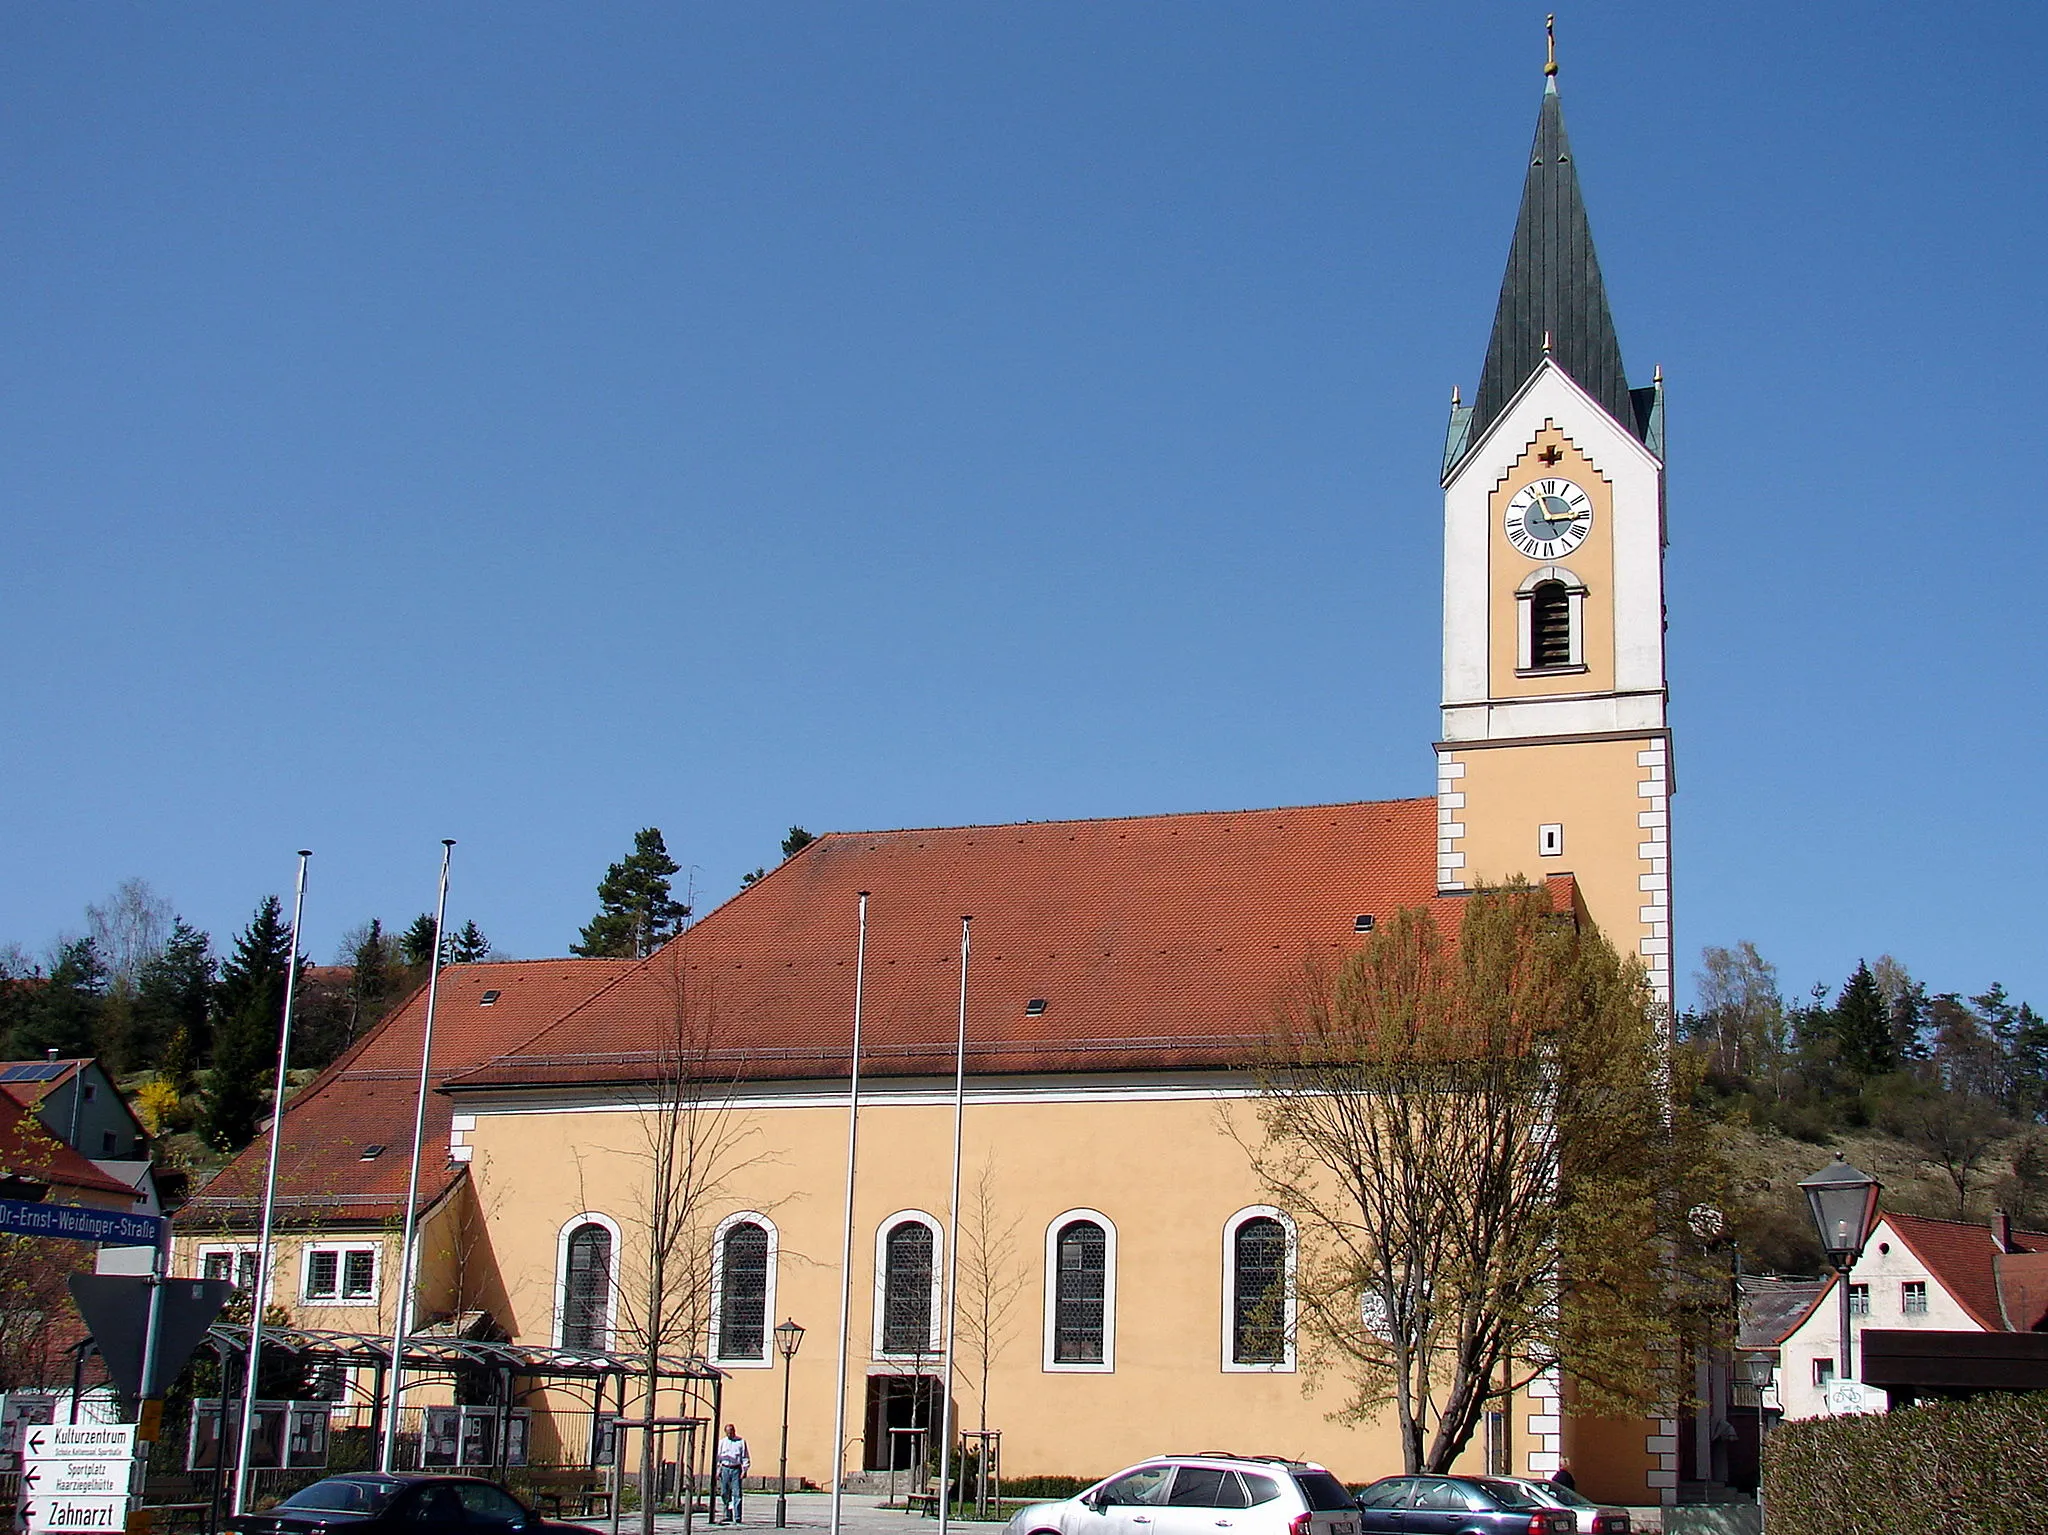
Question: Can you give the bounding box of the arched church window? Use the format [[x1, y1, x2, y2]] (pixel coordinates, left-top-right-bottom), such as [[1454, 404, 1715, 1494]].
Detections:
[[1052, 1219, 1107, 1364], [1530, 580, 1572, 668], [881, 1218, 935, 1355], [1230, 1216, 1289, 1364], [716, 1219, 771, 1362], [560, 1222, 612, 1349]]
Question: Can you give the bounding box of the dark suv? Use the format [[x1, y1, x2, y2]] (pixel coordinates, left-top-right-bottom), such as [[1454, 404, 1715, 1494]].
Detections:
[[1353, 1477, 1572, 1535]]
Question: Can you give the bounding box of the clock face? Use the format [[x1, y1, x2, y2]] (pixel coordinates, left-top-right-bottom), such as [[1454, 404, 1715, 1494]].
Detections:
[[1503, 477, 1593, 560]]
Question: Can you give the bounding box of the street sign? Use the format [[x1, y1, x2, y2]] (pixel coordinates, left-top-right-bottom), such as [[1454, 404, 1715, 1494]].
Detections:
[[0, 1199, 163, 1249], [19, 1495, 130, 1532], [66, 1276, 233, 1399], [18, 1426, 136, 1461], [20, 1458, 129, 1498]]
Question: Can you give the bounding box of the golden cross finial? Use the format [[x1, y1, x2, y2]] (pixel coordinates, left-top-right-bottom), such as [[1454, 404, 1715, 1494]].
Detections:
[[1545, 14, 1559, 77]]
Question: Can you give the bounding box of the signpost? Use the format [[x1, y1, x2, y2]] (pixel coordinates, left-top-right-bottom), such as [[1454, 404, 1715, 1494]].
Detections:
[[0, 1199, 163, 1249], [20, 1425, 143, 1534]]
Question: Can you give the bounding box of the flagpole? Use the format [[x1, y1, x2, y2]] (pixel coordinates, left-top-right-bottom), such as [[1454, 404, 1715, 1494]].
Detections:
[[936, 916, 969, 1535], [232, 850, 311, 1517], [380, 839, 455, 1472], [828, 893, 870, 1535]]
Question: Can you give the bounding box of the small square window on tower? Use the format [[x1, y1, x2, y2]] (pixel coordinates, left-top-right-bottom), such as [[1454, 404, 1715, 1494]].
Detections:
[[1538, 824, 1564, 858]]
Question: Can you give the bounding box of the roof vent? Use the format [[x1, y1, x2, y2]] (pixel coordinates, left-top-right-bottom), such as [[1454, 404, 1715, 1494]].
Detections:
[[1354, 914, 1376, 933], [1024, 998, 1048, 1016], [479, 989, 501, 1006], [360, 1145, 386, 1161]]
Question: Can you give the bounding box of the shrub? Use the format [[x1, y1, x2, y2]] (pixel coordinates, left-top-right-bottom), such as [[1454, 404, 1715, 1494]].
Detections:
[[1763, 1391, 2048, 1534], [1001, 1476, 1092, 1500]]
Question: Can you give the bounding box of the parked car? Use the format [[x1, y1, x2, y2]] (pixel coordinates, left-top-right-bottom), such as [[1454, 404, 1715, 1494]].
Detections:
[[1488, 1479, 1629, 1534], [1353, 1476, 1573, 1535], [227, 1474, 602, 1535], [1003, 1453, 1361, 1535]]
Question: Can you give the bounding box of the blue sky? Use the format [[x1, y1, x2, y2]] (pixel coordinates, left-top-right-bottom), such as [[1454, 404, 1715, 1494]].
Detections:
[[4, 4, 2043, 1011]]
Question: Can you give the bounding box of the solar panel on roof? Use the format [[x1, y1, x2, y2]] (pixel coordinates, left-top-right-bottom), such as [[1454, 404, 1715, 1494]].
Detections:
[[0, 1063, 67, 1082]]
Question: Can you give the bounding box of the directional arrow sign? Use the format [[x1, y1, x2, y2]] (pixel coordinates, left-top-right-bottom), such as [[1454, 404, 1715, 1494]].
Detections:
[[20, 1495, 130, 1532], [20, 1426, 136, 1461], [22, 1457, 132, 1497]]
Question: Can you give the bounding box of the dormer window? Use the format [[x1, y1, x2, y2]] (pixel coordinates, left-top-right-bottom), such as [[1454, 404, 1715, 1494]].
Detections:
[[1515, 566, 1587, 674]]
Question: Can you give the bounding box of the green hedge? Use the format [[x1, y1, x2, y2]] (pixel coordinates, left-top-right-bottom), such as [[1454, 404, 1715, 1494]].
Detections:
[[1763, 1391, 2048, 1534], [1001, 1476, 1092, 1500]]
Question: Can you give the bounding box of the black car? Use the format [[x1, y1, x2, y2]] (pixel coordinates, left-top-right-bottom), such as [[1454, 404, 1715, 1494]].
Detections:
[[1354, 1476, 1573, 1535], [229, 1474, 601, 1535]]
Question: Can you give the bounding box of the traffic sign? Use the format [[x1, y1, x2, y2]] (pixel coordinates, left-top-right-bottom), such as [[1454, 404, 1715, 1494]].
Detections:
[[0, 1199, 163, 1249], [18, 1426, 136, 1461], [21, 1458, 131, 1498], [67, 1277, 233, 1399], [19, 1495, 130, 1532]]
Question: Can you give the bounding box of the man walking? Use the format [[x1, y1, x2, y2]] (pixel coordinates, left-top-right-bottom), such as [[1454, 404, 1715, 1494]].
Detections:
[[716, 1423, 751, 1524]]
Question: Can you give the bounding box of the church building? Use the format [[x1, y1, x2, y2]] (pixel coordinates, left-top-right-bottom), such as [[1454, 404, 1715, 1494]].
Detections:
[[175, 47, 1679, 1510]]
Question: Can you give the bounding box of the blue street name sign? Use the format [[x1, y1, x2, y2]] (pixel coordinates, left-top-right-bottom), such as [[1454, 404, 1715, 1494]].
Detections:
[[0, 1197, 164, 1248]]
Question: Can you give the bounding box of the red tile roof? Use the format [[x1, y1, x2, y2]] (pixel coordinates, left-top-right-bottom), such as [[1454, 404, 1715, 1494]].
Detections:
[[1881, 1211, 2048, 1332], [450, 800, 1461, 1092], [0, 1094, 137, 1200], [0, 1057, 86, 1111], [175, 958, 636, 1229]]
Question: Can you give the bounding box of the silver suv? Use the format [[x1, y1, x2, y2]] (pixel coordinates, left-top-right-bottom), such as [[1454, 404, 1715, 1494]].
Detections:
[[1004, 1455, 1360, 1535]]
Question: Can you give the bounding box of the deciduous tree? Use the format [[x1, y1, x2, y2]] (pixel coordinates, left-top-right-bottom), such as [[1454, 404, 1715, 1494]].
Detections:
[[1242, 883, 1730, 1474]]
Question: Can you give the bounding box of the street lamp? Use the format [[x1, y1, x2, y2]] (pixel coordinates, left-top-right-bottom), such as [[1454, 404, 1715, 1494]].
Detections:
[[1798, 1155, 1881, 1398], [774, 1318, 806, 1529]]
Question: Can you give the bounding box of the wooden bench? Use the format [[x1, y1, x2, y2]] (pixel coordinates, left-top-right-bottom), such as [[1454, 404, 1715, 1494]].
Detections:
[[904, 1490, 940, 1518], [534, 1488, 613, 1521]]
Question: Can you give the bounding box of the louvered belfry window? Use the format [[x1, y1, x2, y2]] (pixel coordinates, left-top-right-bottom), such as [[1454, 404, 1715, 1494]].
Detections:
[[561, 1223, 612, 1349], [881, 1221, 934, 1354], [1530, 580, 1572, 668], [1232, 1218, 1287, 1363], [718, 1221, 770, 1360], [1053, 1220, 1107, 1363]]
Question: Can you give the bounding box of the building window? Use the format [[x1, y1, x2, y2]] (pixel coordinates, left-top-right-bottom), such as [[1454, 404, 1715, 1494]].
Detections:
[[1813, 1358, 1834, 1387], [1223, 1207, 1295, 1370], [1848, 1283, 1869, 1318], [199, 1247, 259, 1294], [1042, 1209, 1117, 1372], [1902, 1280, 1928, 1316], [560, 1221, 615, 1349], [302, 1244, 378, 1303], [713, 1215, 775, 1365], [1515, 566, 1587, 673], [1529, 581, 1571, 667], [878, 1216, 938, 1357]]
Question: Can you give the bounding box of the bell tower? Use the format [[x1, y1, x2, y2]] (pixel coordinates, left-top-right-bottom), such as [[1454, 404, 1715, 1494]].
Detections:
[[1435, 41, 1673, 1009]]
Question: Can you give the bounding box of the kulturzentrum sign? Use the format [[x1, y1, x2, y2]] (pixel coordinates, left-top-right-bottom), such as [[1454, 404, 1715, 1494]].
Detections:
[[0, 1197, 163, 1248]]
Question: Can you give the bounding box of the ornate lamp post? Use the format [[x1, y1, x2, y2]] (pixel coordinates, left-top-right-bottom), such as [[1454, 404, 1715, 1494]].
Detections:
[[1798, 1155, 1881, 1399], [774, 1318, 806, 1529]]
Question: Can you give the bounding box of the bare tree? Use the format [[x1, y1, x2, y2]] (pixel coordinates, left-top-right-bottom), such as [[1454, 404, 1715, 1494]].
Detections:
[[85, 877, 174, 995], [573, 952, 776, 1535], [1240, 882, 1731, 1474], [954, 1158, 1026, 1437]]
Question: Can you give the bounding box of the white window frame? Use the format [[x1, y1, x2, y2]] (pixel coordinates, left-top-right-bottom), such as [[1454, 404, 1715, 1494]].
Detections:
[[1221, 1205, 1296, 1373], [872, 1211, 944, 1360], [1515, 564, 1588, 674], [709, 1212, 779, 1368], [554, 1212, 622, 1349], [197, 1243, 263, 1298], [1901, 1279, 1929, 1317], [1041, 1208, 1117, 1374], [300, 1242, 380, 1305]]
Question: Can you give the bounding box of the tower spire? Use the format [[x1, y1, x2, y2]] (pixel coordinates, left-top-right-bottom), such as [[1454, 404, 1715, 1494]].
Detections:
[[1463, 46, 1636, 455]]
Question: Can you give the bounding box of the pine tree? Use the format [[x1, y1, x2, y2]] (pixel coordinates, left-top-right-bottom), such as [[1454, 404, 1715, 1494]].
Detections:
[[780, 826, 815, 859], [398, 913, 440, 970], [205, 897, 299, 1151], [574, 829, 690, 958], [133, 921, 214, 1086], [1830, 961, 1897, 1078], [449, 921, 491, 964], [5, 939, 109, 1061]]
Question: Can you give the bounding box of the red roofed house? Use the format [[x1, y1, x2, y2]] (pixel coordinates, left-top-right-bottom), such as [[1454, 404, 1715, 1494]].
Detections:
[[1768, 1210, 2048, 1419], [172, 52, 1684, 1507]]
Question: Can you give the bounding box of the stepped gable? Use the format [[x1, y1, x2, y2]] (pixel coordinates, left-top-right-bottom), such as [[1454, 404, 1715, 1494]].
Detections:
[[447, 799, 1464, 1093], [177, 958, 635, 1230]]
